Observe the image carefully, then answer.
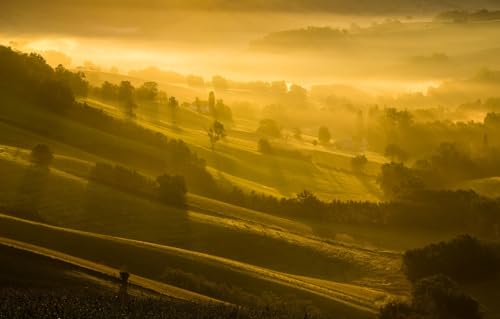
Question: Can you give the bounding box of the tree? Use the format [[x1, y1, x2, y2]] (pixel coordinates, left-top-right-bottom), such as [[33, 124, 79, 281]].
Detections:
[[318, 126, 331, 144], [208, 91, 216, 116], [118, 81, 137, 116], [258, 138, 273, 154], [194, 97, 202, 113], [156, 174, 187, 207], [287, 84, 308, 107], [136, 81, 158, 101], [378, 275, 482, 319], [293, 127, 302, 140], [100, 81, 119, 100], [118, 81, 134, 103], [168, 96, 179, 124], [412, 275, 482, 319], [208, 120, 226, 150], [403, 235, 499, 283], [257, 119, 281, 138], [378, 302, 414, 319], [484, 112, 500, 127], [377, 162, 424, 199], [30, 144, 54, 167], [351, 154, 368, 173], [212, 75, 228, 90], [385, 144, 408, 163], [214, 99, 233, 122], [54, 64, 89, 97]]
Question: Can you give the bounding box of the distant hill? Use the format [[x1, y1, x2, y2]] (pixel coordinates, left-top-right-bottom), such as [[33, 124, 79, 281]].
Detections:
[[4, 0, 500, 14]]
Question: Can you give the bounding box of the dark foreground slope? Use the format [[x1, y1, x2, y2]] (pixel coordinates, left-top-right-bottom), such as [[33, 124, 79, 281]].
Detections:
[[0, 244, 307, 319]]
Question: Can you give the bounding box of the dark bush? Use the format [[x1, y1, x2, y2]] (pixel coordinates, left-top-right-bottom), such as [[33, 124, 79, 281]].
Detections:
[[30, 144, 54, 167], [403, 235, 500, 283]]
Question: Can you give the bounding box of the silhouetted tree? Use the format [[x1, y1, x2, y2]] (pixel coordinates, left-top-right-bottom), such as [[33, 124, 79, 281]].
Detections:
[[258, 138, 273, 154], [54, 64, 89, 97], [208, 91, 216, 116], [378, 302, 413, 319], [403, 235, 500, 283], [351, 155, 368, 173], [168, 96, 179, 124], [377, 162, 424, 199], [100, 81, 119, 100], [156, 174, 187, 207], [385, 144, 408, 163], [318, 126, 331, 144], [412, 275, 482, 319], [119, 270, 130, 305], [214, 99, 233, 122], [257, 119, 281, 138], [30, 144, 53, 167], [379, 275, 482, 319], [208, 120, 226, 151], [136, 81, 158, 101], [118, 81, 137, 116]]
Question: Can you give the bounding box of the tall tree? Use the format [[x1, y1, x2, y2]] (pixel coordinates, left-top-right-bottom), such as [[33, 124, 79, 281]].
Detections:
[[208, 120, 226, 151], [168, 96, 179, 124], [318, 126, 331, 144], [208, 91, 216, 116]]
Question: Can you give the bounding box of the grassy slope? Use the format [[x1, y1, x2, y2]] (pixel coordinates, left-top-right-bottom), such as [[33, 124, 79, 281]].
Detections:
[[0, 82, 401, 316], [0, 147, 408, 314], [83, 91, 383, 201], [0, 213, 381, 317], [0, 239, 216, 302], [0, 148, 405, 285], [454, 177, 500, 198]]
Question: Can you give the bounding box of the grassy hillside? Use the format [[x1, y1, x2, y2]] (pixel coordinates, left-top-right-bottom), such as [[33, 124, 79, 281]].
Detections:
[[0, 145, 410, 314], [83, 95, 383, 201], [0, 147, 405, 287], [454, 177, 500, 198], [0, 213, 389, 317], [0, 240, 213, 302]]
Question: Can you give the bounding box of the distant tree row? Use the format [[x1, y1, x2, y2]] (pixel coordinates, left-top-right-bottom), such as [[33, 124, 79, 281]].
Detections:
[[377, 140, 500, 198], [89, 163, 187, 207], [215, 185, 500, 237]]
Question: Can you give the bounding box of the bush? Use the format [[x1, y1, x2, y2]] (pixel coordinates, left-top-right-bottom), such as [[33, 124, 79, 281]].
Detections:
[[379, 275, 482, 319], [403, 235, 500, 283], [318, 126, 331, 144], [257, 119, 281, 138], [30, 144, 53, 167], [351, 155, 368, 172], [258, 138, 274, 154], [377, 162, 424, 199], [157, 174, 187, 207]]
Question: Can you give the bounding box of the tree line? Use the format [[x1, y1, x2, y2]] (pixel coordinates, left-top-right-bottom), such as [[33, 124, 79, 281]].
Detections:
[[0, 45, 217, 196]]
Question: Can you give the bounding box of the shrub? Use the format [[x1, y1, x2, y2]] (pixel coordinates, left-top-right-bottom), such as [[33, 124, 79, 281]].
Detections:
[[258, 138, 274, 154], [30, 144, 53, 167], [403, 235, 500, 283]]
